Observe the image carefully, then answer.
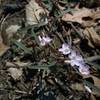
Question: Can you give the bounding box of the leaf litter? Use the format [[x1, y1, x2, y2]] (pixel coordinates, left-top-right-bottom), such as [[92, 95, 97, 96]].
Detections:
[[0, 0, 100, 100]]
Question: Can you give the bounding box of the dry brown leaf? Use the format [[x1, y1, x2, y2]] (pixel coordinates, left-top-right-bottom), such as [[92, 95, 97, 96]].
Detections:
[[0, 42, 9, 56], [90, 94, 96, 100], [26, 0, 46, 25], [83, 27, 100, 49], [62, 8, 92, 23], [62, 8, 100, 27]]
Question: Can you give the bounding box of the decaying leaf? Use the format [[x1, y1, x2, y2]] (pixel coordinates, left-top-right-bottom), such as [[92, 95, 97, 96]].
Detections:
[[8, 68, 23, 80], [62, 8, 100, 27], [83, 27, 100, 49], [0, 43, 9, 56], [26, 0, 47, 25]]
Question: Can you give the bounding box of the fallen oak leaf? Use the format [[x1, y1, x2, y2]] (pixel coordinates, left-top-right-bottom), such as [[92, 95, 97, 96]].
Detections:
[[62, 8, 100, 27], [62, 8, 92, 24]]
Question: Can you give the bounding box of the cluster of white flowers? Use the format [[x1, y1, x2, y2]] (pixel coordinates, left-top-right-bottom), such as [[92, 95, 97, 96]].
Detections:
[[59, 43, 90, 75], [38, 35, 90, 75]]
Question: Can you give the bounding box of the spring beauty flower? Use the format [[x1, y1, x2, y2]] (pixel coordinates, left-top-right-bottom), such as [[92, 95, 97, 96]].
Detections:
[[58, 43, 71, 55], [68, 51, 90, 75], [78, 64, 90, 75], [68, 51, 84, 67], [38, 35, 52, 46]]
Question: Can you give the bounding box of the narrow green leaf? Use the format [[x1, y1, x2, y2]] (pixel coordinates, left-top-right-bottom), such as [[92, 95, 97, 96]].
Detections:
[[85, 56, 100, 62], [86, 62, 100, 70], [27, 62, 56, 70], [31, 28, 40, 46], [85, 56, 100, 70], [43, 0, 53, 11], [11, 39, 32, 54]]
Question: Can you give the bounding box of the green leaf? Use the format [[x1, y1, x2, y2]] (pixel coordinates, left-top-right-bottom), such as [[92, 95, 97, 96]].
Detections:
[[31, 27, 40, 46], [85, 56, 100, 62], [27, 62, 56, 70], [86, 62, 100, 70], [54, 9, 61, 17], [43, 0, 53, 11], [85, 56, 100, 70], [11, 39, 32, 54]]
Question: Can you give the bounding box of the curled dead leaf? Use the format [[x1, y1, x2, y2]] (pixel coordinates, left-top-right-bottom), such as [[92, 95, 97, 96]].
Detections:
[[83, 27, 100, 49]]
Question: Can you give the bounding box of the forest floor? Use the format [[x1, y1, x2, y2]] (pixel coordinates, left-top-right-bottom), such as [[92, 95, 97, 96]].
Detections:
[[0, 0, 100, 100]]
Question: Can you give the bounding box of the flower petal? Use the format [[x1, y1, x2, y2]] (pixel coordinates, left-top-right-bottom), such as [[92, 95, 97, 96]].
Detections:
[[69, 50, 76, 59], [38, 35, 52, 46], [38, 36, 42, 41], [70, 60, 83, 67], [58, 48, 64, 52], [43, 36, 52, 43], [78, 66, 90, 75], [62, 43, 69, 48], [59, 43, 71, 55], [40, 41, 46, 46]]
